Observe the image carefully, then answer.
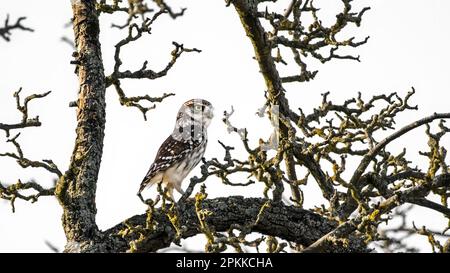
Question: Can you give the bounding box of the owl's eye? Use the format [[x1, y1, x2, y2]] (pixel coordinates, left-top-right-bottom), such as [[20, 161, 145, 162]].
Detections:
[[194, 105, 202, 111]]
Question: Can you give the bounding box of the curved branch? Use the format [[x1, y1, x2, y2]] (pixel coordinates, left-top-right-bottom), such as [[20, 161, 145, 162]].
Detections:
[[351, 112, 450, 185], [0, 133, 62, 177], [303, 173, 450, 253], [340, 112, 450, 218], [104, 196, 369, 253], [293, 146, 334, 200]]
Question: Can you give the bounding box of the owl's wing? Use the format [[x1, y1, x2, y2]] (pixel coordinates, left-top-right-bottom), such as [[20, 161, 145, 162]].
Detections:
[[138, 135, 195, 194]]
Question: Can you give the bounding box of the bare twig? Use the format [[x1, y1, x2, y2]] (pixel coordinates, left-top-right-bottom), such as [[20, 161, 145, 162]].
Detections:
[[0, 15, 34, 42], [0, 88, 51, 137], [0, 133, 62, 177], [0, 179, 55, 212]]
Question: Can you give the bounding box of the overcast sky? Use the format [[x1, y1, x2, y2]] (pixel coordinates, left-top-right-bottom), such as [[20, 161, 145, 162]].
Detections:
[[1, 0, 449, 252]]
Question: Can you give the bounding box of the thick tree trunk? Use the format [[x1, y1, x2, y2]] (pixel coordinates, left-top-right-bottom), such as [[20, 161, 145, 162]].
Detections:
[[55, 0, 106, 251]]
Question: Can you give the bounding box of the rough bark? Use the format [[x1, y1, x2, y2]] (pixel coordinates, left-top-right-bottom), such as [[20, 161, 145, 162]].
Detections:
[[103, 196, 368, 253], [55, 0, 106, 247]]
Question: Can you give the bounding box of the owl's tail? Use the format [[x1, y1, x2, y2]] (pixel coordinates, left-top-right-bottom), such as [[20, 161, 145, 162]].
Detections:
[[137, 183, 146, 203], [137, 176, 151, 203], [137, 180, 149, 195], [137, 168, 158, 195], [137, 174, 164, 202]]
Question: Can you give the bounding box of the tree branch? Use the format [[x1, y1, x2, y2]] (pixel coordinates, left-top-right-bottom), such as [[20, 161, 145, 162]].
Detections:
[[104, 7, 200, 120], [302, 173, 450, 253], [0, 133, 62, 177], [104, 196, 369, 253], [0, 88, 51, 137], [0, 179, 55, 212], [339, 112, 450, 219], [0, 15, 34, 42]]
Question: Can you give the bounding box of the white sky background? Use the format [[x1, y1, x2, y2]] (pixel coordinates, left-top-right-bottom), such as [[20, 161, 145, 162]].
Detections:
[[0, 0, 449, 252]]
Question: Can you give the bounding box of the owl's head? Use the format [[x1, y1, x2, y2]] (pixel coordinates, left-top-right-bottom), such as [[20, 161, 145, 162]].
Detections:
[[177, 99, 214, 128]]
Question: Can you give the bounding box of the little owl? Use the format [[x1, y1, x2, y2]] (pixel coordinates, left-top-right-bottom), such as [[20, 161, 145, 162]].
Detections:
[[138, 99, 214, 201]]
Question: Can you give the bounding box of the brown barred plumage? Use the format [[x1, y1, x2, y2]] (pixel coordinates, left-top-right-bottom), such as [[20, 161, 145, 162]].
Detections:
[[138, 99, 213, 200]]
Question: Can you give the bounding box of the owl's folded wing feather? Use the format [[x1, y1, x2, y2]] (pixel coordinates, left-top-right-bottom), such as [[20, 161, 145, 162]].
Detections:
[[138, 135, 195, 194]]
